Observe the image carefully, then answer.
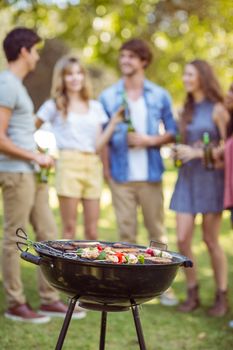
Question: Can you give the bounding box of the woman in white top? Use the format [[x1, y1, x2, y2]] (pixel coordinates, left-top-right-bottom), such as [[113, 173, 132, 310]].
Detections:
[[36, 55, 122, 240]]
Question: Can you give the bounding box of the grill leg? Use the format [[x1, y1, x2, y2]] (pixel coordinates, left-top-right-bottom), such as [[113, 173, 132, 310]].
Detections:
[[131, 303, 147, 350], [55, 297, 78, 350], [99, 311, 107, 350]]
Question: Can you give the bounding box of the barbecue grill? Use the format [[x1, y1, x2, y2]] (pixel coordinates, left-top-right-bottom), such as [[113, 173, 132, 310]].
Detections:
[[16, 228, 193, 350]]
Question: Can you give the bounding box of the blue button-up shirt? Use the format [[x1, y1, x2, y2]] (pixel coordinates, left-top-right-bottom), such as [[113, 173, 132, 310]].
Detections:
[[99, 79, 176, 183]]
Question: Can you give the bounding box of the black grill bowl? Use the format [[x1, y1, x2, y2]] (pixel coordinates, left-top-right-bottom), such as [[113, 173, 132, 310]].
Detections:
[[21, 240, 192, 308]]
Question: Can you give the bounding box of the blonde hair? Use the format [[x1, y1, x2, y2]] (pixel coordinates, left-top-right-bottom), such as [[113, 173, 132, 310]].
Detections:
[[51, 55, 90, 116]]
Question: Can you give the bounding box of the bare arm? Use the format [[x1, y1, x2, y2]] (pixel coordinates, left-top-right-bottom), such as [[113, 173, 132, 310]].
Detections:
[[35, 117, 44, 129], [213, 102, 230, 141], [96, 120, 118, 153], [127, 131, 174, 148], [210, 103, 230, 166], [95, 108, 123, 153], [100, 145, 111, 182], [0, 106, 53, 167], [153, 132, 175, 146]]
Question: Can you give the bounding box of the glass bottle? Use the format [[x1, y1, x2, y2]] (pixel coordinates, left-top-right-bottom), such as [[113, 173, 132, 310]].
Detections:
[[203, 132, 214, 170], [174, 134, 183, 168], [37, 148, 50, 183], [38, 166, 49, 183], [122, 92, 135, 133], [126, 118, 135, 133]]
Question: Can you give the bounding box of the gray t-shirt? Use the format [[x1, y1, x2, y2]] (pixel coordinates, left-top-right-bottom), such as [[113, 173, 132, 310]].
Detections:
[[0, 70, 36, 172]]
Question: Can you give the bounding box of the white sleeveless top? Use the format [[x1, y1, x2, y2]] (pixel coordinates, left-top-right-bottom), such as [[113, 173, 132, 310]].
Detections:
[[37, 99, 108, 152]]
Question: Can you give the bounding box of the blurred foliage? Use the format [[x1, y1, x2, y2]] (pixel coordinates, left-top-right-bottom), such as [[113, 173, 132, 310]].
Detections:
[[0, 0, 233, 103]]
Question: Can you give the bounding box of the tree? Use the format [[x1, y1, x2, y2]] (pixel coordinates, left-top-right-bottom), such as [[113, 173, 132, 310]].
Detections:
[[1, 0, 233, 102]]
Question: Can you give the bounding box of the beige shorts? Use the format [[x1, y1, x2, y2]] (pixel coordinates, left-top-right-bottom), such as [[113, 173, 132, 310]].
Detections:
[[56, 150, 103, 199]]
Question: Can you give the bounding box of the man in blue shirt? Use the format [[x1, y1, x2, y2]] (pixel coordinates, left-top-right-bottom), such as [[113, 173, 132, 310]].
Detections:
[[100, 38, 176, 245]]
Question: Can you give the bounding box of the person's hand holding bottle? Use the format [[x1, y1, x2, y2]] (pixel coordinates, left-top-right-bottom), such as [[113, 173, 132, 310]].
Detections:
[[110, 106, 125, 127], [174, 144, 203, 163], [34, 150, 54, 183], [34, 151, 54, 169]]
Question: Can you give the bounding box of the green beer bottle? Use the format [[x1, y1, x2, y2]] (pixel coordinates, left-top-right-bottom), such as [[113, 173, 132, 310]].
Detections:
[[38, 166, 49, 183], [127, 117, 135, 133], [203, 132, 214, 170], [122, 92, 135, 133], [37, 148, 50, 183], [174, 134, 183, 168]]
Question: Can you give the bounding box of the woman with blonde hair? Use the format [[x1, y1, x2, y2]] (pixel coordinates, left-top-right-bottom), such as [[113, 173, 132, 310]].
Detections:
[[36, 55, 122, 240]]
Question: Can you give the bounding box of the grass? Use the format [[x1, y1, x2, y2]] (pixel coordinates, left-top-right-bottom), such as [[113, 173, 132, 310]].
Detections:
[[0, 159, 233, 350]]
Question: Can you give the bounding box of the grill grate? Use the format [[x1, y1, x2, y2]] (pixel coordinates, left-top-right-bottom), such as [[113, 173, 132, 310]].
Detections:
[[34, 242, 177, 265], [16, 228, 178, 265], [34, 241, 81, 260]]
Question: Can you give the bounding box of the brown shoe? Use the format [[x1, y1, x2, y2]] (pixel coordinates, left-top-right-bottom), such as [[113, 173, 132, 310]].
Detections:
[[39, 300, 86, 319], [4, 303, 50, 324], [207, 290, 229, 317], [178, 285, 200, 312]]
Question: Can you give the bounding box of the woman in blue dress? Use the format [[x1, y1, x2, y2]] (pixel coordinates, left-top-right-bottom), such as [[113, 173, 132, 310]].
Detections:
[[170, 60, 229, 316], [222, 83, 233, 327]]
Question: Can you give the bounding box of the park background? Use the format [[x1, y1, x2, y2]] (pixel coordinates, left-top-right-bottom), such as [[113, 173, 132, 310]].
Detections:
[[0, 0, 233, 349]]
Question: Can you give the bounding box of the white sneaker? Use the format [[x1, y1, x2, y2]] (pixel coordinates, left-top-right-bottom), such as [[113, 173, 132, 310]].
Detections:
[[5, 303, 50, 324], [160, 288, 179, 306], [39, 301, 86, 320], [73, 304, 87, 320]]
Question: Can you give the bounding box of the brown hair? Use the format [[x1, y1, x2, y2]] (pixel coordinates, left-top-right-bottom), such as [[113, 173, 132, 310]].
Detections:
[[51, 55, 90, 117], [120, 39, 153, 68], [180, 59, 224, 139], [3, 27, 41, 62]]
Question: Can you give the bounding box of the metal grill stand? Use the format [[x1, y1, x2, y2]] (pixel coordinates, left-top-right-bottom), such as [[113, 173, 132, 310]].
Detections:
[[16, 231, 192, 350], [55, 297, 147, 350]]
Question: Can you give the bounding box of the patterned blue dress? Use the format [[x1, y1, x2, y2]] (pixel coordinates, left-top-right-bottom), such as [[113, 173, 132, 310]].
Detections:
[[170, 100, 224, 214]]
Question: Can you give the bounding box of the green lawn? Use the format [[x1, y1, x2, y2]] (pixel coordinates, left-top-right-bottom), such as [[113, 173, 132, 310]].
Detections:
[[0, 162, 233, 350]]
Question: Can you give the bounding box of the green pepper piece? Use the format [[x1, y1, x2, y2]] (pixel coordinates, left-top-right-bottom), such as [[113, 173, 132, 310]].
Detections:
[[97, 251, 107, 260], [138, 255, 145, 264], [76, 248, 83, 256]]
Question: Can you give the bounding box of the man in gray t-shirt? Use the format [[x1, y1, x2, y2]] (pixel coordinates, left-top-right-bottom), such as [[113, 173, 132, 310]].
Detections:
[[0, 27, 86, 323], [0, 69, 36, 172]]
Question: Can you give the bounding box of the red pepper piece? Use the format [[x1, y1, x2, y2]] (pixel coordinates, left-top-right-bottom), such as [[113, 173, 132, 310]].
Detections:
[[115, 252, 124, 264], [145, 248, 154, 256]]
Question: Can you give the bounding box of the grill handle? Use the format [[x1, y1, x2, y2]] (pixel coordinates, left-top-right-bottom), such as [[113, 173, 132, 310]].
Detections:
[[182, 259, 193, 268], [21, 251, 44, 266]]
